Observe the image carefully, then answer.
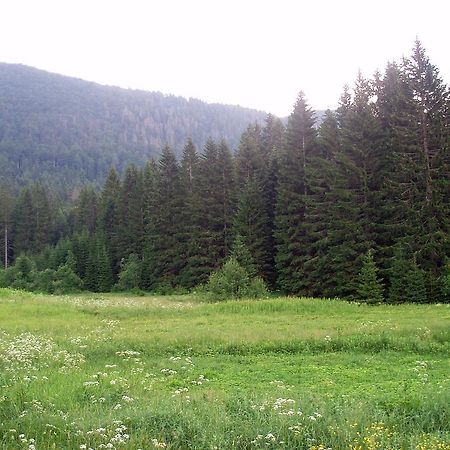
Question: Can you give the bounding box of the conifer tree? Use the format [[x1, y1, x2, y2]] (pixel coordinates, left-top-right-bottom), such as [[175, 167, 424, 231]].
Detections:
[[116, 164, 144, 261], [141, 146, 184, 289], [185, 139, 236, 285], [99, 167, 121, 277], [401, 40, 450, 275], [388, 256, 427, 303], [12, 188, 35, 256], [141, 159, 159, 290], [233, 179, 271, 279], [274, 92, 316, 294], [31, 183, 53, 253], [75, 185, 98, 235], [356, 249, 384, 304], [230, 234, 257, 278]]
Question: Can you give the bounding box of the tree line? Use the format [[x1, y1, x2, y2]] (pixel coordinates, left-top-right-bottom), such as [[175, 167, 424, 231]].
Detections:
[[1, 41, 449, 302]]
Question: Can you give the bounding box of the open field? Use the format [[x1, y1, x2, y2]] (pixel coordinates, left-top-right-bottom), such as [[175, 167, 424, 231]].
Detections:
[[0, 289, 449, 449]]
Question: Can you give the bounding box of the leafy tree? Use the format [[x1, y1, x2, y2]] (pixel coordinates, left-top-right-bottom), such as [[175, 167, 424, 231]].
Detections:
[[115, 254, 142, 291], [205, 257, 267, 301]]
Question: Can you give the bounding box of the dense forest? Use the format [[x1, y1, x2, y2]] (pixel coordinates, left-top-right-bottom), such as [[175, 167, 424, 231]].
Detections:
[[0, 63, 267, 195], [0, 41, 449, 302]]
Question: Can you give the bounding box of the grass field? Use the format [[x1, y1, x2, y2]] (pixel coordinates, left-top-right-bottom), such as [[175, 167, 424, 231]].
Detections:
[[0, 288, 449, 449]]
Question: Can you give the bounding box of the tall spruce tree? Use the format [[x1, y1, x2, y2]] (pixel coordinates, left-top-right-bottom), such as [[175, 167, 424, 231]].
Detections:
[[116, 164, 144, 262], [141, 146, 184, 289], [185, 138, 236, 286], [356, 249, 384, 304], [401, 40, 450, 280], [274, 92, 316, 294], [99, 167, 121, 278]]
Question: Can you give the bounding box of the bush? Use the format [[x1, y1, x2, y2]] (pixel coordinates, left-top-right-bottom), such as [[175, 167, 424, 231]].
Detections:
[[205, 257, 268, 301], [114, 254, 142, 291], [52, 263, 83, 294]]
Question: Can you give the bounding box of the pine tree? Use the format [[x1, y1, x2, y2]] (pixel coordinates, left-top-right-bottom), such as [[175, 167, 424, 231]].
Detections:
[[230, 234, 257, 278], [141, 146, 184, 289], [12, 188, 35, 256], [274, 92, 316, 294], [356, 249, 384, 304], [301, 110, 341, 297], [99, 167, 121, 277], [177, 139, 199, 288], [96, 238, 114, 292], [141, 160, 159, 290], [186, 139, 236, 286], [116, 164, 144, 261], [31, 183, 53, 253], [75, 185, 99, 235], [401, 40, 450, 275], [233, 179, 271, 279]]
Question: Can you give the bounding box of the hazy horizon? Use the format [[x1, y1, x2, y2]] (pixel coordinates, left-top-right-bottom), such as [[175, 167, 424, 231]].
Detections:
[[1, 0, 449, 116]]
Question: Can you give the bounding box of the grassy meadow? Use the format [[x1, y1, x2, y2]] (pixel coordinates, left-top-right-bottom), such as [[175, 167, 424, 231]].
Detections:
[[0, 288, 449, 449]]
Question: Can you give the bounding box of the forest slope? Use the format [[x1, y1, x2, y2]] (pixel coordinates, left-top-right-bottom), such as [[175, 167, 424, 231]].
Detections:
[[0, 63, 267, 194]]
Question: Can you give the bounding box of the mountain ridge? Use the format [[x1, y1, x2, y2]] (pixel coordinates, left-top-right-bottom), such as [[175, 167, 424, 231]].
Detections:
[[0, 63, 269, 195]]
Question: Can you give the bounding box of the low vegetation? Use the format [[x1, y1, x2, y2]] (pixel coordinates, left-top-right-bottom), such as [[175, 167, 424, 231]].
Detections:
[[0, 288, 449, 449]]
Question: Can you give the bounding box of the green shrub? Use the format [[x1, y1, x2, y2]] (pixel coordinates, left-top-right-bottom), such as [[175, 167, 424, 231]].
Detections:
[[114, 254, 142, 291], [205, 257, 268, 301], [52, 263, 83, 294]]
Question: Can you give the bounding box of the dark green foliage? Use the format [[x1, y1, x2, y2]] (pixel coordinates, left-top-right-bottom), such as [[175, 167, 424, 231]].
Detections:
[[182, 139, 236, 286], [141, 147, 184, 289], [205, 257, 268, 301], [11, 189, 35, 255], [1, 42, 448, 302], [441, 263, 450, 302], [53, 265, 82, 294], [233, 180, 271, 279], [0, 255, 36, 290], [96, 241, 114, 292], [75, 185, 98, 235], [116, 164, 144, 261], [274, 92, 316, 294], [356, 250, 384, 304], [388, 257, 427, 303]]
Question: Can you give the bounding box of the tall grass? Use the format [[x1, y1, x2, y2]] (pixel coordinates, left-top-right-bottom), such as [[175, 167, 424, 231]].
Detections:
[[0, 289, 449, 449]]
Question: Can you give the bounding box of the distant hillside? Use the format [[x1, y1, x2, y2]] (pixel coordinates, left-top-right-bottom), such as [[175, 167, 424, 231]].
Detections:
[[0, 63, 268, 195]]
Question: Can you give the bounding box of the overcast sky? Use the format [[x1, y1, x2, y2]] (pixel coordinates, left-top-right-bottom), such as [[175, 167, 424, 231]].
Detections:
[[1, 0, 449, 116]]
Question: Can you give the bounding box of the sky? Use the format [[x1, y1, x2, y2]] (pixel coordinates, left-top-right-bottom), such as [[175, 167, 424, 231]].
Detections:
[[1, 0, 449, 116]]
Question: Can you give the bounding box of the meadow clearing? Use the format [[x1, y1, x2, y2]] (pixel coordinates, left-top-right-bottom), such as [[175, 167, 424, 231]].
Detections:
[[0, 288, 449, 449]]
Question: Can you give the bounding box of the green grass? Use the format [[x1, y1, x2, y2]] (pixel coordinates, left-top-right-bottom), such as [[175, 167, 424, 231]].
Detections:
[[0, 288, 449, 449]]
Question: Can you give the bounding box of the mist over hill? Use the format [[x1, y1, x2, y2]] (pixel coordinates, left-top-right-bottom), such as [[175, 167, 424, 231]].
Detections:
[[0, 63, 268, 195]]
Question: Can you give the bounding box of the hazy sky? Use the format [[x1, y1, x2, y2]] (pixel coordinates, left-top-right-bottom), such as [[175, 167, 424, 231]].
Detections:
[[1, 0, 449, 116]]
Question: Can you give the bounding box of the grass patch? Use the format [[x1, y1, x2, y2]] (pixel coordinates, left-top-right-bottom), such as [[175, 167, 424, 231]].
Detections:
[[0, 289, 449, 449]]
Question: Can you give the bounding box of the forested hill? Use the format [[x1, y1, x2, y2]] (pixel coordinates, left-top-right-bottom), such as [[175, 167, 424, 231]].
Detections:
[[0, 63, 267, 195]]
